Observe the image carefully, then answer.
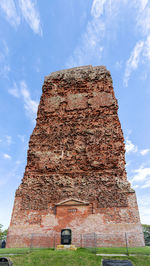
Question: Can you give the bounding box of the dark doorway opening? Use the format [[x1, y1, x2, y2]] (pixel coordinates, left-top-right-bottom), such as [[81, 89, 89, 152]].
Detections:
[[61, 229, 72, 245]]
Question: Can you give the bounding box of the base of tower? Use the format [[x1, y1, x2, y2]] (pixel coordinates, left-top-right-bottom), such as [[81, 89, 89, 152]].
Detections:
[[7, 193, 145, 248], [6, 226, 145, 248]]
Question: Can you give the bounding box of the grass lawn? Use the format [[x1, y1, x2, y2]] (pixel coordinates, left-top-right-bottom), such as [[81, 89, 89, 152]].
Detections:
[[0, 247, 31, 254], [97, 246, 150, 255], [0, 247, 149, 265]]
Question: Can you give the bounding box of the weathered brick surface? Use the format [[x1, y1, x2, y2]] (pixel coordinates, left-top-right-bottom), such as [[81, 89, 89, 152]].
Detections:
[[7, 66, 144, 247]]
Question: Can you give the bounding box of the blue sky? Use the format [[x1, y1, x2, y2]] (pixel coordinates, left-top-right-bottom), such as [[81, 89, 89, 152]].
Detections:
[[0, 0, 150, 229]]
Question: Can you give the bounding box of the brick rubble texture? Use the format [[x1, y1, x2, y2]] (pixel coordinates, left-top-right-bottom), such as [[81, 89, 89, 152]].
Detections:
[[7, 66, 144, 247]]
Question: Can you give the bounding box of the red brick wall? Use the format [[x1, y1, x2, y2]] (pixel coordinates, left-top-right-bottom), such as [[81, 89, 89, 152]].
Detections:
[[7, 66, 144, 247]]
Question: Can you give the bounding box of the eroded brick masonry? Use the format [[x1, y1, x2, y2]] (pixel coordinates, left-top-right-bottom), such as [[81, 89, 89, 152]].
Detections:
[[7, 66, 144, 247]]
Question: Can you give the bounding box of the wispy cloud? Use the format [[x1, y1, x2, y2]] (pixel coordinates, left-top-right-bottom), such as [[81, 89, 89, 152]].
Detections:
[[123, 41, 144, 86], [66, 19, 104, 67], [91, 0, 107, 18], [138, 195, 150, 224], [0, 40, 10, 78], [20, 81, 38, 121], [66, 0, 109, 67], [0, 0, 20, 27], [123, 36, 150, 86], [123, 1, 150, 85], [136, 4, 150, 36], [6, 135, 12, 145], [8, 80, 38, 122], [0, 159, 23, 187], [8, 82, 20, 98], [125, 139, 138, 153], [140, 0, 148, 11], [0, 0, 42, 35], [67, 0, 142, 68], [132, 184, 139, 189], [143, 35, 150, 60], [0, 40, 9, 57], [132, 166, 150, 182], [66, 0, 150, 71], [142, 180, 150, 188], [140, 149, 150, 156], [0, 135, 12, 147], [18, 0, 42, 36], [3, 153, 11, 159], [0, 65, 10, 78]]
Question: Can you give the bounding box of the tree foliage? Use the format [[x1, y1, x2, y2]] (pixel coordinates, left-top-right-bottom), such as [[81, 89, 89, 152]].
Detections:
[[142, 224, 150, 246], [0, 224, 8, 240]]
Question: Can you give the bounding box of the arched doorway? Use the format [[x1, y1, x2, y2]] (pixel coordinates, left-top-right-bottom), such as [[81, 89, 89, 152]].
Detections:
[[61, 229, 72, 245]]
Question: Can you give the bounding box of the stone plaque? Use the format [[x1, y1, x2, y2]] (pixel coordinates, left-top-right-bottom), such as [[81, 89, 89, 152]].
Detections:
[[102, 259, 133, 266]]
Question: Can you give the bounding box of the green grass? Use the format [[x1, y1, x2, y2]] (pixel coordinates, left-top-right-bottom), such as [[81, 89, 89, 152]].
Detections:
[[128, 246, 150, 255], [5, 249, 101, 266], [97, 246, 150, 255], [0, 247, 55, 254], [0, 247, 149, 266], [0, 247, 31, 254]]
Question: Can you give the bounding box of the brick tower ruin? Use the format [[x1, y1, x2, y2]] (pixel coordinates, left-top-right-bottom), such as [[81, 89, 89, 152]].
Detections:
[[7, 66, 144, 247]]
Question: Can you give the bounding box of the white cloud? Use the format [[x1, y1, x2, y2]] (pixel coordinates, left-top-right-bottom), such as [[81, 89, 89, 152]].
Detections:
[[139, 0, 148, 11], [137, 6, 150, 36], [0, 135, 12, 146], [0, 65, 10, 78], [132, 166, 150, 182], [20, 80, 38, 122], [8, 82, 20, 98], [3, 153, 11, 159], [0, 0, 20, 27], [0, 40, 9, 57], [66, 18, 104, 67], [0, 0, 42, 35], [125, 139, 138, 153], [8, 80, 38, 122], [138, 195, 150, 224], [142, 180, 150, 188], [66, 0, 116, 67], [67, 0, 147, 69], [123, 41, 144, 86], [126, 161, 131, 167], [6, 135, 12, 145], [18, 0, 42, 35], [133, 0, 148, 11], [143, 35, 150, 60], [0, 40, 10, 78], [140, 149, 150, 156], [140, 206, 150, 224], [124, 35, 150, 85], [0, 157, 24, 189], [124, 0, 150, 86], [132, 184, 139, 189], [91, 0, 107, 18], [122, 2, 150, 85]]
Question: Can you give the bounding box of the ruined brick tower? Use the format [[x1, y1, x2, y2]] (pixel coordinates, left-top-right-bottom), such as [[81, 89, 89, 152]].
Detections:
[[7, 66, 144, 247]]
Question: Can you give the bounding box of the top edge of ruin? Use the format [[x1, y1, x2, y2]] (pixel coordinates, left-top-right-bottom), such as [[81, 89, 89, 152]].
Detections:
[[44, 65, 111, 82]]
